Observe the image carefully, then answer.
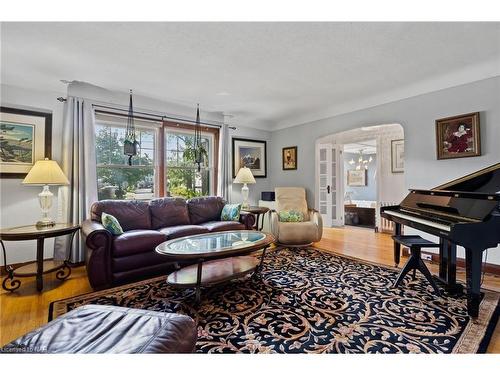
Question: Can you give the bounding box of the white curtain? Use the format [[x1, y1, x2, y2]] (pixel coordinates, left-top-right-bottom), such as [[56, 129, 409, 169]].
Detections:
[[54, 97, 98, 262], [217, 122, 231, 201]]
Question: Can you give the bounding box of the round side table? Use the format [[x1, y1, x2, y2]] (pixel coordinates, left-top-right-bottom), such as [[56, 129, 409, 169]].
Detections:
[[0, 223, 80, 292]]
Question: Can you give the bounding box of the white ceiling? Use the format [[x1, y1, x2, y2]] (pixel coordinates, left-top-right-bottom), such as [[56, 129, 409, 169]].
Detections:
[[1, 22, 499, 131]]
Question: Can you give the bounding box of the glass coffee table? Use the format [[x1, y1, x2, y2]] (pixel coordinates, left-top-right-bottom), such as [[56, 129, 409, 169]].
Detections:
[[156, 230, 275, 303]]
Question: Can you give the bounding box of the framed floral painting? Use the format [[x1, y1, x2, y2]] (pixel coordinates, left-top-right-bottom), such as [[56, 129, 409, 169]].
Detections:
[[435, 112, 480, 160], [282, 146, 297, 170], [0, 107, 52, 178]]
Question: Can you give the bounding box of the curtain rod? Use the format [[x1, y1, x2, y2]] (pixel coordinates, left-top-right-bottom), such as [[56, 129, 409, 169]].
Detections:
[[57, 97, 236, 130]]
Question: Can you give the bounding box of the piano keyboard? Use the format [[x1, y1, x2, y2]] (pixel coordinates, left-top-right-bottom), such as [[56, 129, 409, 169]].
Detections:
[[383, 210, 451, 232]]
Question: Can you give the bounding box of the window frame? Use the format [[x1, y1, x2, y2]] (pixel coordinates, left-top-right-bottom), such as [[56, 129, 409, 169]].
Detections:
[[94, 111, 219, 200]]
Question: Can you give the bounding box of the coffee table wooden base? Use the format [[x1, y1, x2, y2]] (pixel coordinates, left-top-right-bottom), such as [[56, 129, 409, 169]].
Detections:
[[167, 256, 261, 303]]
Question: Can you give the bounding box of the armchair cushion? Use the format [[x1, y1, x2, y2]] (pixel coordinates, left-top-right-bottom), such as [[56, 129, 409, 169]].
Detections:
[[278, 210, 304, 222], [275, 187, 309, 220]]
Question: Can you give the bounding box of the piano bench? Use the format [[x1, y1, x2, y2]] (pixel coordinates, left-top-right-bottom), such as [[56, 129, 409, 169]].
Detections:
[[391, 235, 441, 296]]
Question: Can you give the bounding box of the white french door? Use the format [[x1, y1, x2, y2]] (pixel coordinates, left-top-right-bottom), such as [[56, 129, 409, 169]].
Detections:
[[318, 144, 343, 227]]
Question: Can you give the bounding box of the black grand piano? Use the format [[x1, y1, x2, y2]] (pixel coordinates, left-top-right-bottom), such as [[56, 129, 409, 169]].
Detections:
[[381, 163, 500, 317]]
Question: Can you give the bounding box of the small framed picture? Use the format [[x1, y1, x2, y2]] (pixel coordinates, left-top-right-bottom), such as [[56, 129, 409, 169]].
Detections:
[[232, 137, 267, 178], [347, 169, 367, 186], [282, 146, 297, 170], [391, 139, 404, 173], [0, 106, 52, 178], [435, 112, 481, 160]]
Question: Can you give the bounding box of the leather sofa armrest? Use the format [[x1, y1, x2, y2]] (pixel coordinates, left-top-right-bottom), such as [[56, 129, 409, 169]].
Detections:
[[81, 219, 113, 289], [239, 212, 256, 230], [308, 209, 323, 242]]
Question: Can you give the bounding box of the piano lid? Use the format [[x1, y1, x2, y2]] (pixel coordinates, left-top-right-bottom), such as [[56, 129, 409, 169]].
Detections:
[[433, 163, 500, 194]]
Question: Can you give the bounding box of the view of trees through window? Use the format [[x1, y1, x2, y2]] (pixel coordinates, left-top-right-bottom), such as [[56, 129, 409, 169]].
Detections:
[[95, 121, 214, 201], [96, 124, 155, 200], [166, 131, 211, 199]]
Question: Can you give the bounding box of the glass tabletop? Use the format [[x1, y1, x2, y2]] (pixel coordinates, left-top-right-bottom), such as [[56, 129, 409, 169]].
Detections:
[[156, 230, 268, 256], [0, 223, 79, 236]]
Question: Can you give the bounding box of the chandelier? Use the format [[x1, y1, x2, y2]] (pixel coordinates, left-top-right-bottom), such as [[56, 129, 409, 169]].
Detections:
[[348, 149, 373, 170]]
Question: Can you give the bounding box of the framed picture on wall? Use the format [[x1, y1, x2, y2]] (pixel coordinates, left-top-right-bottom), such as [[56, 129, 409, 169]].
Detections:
[[391, 139, 404, 173], [347, 169, 367, 186], [0, 107, 52, 178], [282, 146, 297, 170], [435, 112, 481, 160], [232, 137, 267, 178]]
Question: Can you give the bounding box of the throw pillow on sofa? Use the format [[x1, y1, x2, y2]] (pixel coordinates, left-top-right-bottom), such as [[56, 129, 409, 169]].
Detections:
[[102, 212, 124, 235], [220, 203, 242, 221], [279, 210, 304, 222]]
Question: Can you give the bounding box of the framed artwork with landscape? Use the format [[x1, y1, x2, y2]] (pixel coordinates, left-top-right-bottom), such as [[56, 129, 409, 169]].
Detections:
[[232, 137, 267, 178], [282, 146, 297, 170], [435, 112, 481, 160], [0, 107, 52, 178], [347, 169, 367, 186]]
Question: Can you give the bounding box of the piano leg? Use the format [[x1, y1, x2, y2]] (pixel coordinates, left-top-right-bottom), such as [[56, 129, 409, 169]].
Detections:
[[393, 223, 401, 267], [439, 238, 447, 280], [465, 248, 483, 318], [436, 240, 463, 294]]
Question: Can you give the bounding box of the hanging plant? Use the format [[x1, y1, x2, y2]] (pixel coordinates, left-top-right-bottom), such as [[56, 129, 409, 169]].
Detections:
[[193, 104, 206, 172], [124, 89, 139, 166]]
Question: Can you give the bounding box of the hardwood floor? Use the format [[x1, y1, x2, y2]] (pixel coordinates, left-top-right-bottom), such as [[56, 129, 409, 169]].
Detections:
[[1, 226, 499, 352]]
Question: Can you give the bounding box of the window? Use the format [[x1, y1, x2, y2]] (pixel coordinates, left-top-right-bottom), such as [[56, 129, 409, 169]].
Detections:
[[165, 129, 214, 199], [94, 113, 218, 201]]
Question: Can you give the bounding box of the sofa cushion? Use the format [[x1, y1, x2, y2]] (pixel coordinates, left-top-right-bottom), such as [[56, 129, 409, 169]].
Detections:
[[149, 197, 191, 229], [187, 196, 226, 224], [91, 200, 151, 231], [159, 225, 209, 239], [200, 221, 245, 232], [113, 230, 167, 257]]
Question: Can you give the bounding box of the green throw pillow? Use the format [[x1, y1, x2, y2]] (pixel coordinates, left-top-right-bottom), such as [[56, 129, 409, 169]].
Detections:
[[221, 203, 242, 222], [101, 212, 124, 235], [279, 210, 304, 222]]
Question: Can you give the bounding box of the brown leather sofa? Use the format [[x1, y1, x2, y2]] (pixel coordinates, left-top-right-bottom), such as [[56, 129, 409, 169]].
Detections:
[[82, 196, 255, 289]]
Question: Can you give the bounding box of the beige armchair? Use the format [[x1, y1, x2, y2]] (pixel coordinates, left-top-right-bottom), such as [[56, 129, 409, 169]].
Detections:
[[269, 187, 323, 247]]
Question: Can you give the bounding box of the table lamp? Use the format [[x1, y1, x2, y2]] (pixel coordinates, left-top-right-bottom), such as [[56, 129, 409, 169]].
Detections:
[[233, 167, 256, 209], [22, 158, 69, 227]]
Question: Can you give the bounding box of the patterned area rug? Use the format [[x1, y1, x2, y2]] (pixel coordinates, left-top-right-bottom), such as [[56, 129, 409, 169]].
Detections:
[[50, 248, 499, 353]]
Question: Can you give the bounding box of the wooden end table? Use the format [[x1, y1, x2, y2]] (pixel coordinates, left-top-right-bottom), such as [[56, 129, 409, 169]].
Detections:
[[241, 206, 270, 231], [0, 223, 80, 292]]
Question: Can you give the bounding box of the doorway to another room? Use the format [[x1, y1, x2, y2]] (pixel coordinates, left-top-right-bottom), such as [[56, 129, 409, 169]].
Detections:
[[344, 140, 377, 229], [315, 123, 405, 233]]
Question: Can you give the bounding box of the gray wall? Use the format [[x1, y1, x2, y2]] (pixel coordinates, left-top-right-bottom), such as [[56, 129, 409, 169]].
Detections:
[[270, 76, 500, 263], [344, 152, 377, 201]]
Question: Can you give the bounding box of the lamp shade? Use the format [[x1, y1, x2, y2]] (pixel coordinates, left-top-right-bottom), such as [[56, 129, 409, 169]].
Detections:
[[22, 158, 69, 185], [233, 167, 256, 184]]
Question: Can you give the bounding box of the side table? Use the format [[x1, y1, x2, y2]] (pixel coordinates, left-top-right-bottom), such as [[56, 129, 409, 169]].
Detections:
[[241, 206, 270, 231], [0, 223, 80, 292]]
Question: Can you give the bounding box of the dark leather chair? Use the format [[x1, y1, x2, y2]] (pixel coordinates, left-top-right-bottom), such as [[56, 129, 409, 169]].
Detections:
[[1, 305, 197, 353], [82, 196, 255, 289]]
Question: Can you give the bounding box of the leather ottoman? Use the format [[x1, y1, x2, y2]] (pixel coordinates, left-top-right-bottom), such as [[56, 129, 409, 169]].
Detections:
[[1, 305, 198, 353]]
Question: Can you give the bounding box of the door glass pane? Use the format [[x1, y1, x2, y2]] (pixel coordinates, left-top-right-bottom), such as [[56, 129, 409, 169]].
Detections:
[[320, 205, 326, 214], [320, 148, 327, 160], [320, 176, 326, 187], [320, 191, 326, 201], [320, 163, 326, 174], [331, 150, 336, 162]]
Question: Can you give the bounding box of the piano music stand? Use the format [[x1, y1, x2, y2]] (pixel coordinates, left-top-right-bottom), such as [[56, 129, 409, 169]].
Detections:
[[392, 235, 441, 296]]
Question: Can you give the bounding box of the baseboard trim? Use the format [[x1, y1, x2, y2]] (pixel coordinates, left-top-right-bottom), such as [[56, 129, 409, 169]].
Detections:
[[402, 248, 500, 276]]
